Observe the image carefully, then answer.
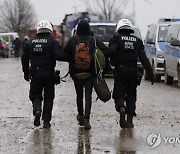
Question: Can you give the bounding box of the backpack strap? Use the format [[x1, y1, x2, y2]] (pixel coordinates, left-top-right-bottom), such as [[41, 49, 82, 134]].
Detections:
[[93, 36, 104, 78]]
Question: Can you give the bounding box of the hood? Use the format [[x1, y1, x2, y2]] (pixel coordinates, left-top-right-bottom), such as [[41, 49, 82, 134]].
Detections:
[[76, 20, 91, 35]]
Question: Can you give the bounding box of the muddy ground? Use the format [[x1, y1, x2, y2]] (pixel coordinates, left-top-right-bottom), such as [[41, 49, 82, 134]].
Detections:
[[0, 58, 180, 154]]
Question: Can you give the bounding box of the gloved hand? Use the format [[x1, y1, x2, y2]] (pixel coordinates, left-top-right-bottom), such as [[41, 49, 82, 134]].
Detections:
[[24, 75, 30, 82]]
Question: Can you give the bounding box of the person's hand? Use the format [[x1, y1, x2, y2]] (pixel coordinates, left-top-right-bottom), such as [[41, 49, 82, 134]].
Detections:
[[24, 75, 30, 82]]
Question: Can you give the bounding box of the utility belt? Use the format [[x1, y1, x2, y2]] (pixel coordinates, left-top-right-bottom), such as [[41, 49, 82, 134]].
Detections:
[[115, 63, 143, 86], [30, 66, 54, 72], [30, 67, 61, 85], [116, 63, 137, 69]]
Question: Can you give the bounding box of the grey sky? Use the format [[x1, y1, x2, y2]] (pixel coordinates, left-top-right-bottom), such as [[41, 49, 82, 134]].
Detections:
[[30, 0, 180, 38]]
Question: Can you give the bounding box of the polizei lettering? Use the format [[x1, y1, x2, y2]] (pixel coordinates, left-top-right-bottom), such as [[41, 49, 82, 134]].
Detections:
[[32, 39, 47, 43], [122, 36, 136, 42]]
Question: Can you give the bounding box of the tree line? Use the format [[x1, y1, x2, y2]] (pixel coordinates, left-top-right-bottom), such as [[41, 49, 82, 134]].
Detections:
[[0, 0, 131, 35]]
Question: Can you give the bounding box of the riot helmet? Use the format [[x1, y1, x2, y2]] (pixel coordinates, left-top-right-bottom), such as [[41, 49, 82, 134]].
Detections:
[[116, 19, 134, 33], [37, 20, 53, 34], [24, 36, 29, 40]]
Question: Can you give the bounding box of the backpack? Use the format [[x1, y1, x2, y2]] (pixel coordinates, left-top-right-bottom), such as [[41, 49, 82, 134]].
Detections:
[[74, 37, 91, 71]]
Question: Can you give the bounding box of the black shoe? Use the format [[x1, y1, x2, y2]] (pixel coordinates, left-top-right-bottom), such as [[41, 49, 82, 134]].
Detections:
[[84, 118, 91, 129], [34, 110, 41, 127], [119, 107, 126, 128], [77, 114, 84, 126], [43, 121, 51, 128], [126, 115, 134, 128]]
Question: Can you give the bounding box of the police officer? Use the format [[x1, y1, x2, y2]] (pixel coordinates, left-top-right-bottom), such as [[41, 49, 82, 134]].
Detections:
[[105, 19, 154, 128], [21, 20, 64, 128], [13, 36, 21, 58]]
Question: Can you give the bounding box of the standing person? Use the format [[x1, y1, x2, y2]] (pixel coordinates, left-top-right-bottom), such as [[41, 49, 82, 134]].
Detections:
[[22, 36, 29, 51], [21, 20, 64, 128], [63, 20, 107, 129], [13, 36, 21, 58], [105, 19, 154, 128]]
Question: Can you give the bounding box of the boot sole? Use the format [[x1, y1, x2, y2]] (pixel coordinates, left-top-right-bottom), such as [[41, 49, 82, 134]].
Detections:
[[84, 124, 91, 129], [120, 110, 126, 128], [34, 111, 41, 127], [126, 122, 134, 128], [77, 115, 84, 126], [43, 122, 51, 128], [84, 119, 91, 129]]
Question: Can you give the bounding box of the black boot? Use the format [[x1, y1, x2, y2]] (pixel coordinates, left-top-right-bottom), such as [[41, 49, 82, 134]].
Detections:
[[43, 121, 51, 128], [126, 115, 134, 128], [77, 114, 84, 126], [34, 110, 41, 127], [84, 118, 91, 129], [119, 107, 126, 128]]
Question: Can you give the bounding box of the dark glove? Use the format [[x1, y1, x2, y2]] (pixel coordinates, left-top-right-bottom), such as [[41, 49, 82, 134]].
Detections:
[[24, 75, 30, 82], [54, 70, 61, 85]]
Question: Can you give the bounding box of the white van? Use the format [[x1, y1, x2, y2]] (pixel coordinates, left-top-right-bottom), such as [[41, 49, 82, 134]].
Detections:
[[0, 32, 19, 57]]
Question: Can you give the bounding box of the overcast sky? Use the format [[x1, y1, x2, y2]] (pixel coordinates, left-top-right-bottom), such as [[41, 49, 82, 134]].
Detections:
[[30, 0, 180, 38]]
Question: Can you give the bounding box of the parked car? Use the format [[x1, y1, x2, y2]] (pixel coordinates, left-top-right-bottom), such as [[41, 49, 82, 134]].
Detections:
[[164, 22, 180, 87], [0, 37, 7, 58]]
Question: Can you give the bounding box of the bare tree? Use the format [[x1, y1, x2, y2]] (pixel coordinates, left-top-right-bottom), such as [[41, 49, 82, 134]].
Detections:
[[81, 0, 130, 20], [0, 0, 37, 33]]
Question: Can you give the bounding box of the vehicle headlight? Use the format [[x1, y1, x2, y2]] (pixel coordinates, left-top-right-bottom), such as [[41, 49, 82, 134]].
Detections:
[[156, 51, 164, 58]]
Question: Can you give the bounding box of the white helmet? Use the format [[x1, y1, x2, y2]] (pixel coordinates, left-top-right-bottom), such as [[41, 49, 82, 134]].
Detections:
[[24, 36, 29, 40], [116, 19, 134, 32], [37, 20, 53, 34]]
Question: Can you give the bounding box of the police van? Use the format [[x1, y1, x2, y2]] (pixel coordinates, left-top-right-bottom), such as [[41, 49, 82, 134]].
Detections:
[[144, 19, 172, 81], [144, 18, 180, 81], [164, 22, 180, 87]]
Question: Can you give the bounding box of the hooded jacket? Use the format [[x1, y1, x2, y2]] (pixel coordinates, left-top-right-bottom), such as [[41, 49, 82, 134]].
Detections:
[[63, 20, 107, 76]]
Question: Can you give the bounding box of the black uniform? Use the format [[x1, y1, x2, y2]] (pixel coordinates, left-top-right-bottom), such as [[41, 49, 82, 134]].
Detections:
[[105, 32, 154, 116], [21, 33, 63, 122], [13, 38, 21, 58]]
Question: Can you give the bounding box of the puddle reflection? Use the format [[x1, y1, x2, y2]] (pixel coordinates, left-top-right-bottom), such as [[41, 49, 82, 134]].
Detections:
[[119, 128, 134, 139], [116, 128, 137, 154], [26, 128, 53, 154], [77, 127, 91, 154]]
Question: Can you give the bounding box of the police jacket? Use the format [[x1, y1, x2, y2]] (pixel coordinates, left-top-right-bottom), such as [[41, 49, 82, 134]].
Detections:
[[21, 33, 63, 76], [63, 35, 107, 76], [106, 32, 153, 76]]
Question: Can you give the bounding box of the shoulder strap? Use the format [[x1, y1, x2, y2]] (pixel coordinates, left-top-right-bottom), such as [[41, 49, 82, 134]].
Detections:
[[93, 36, 97, 48], [60, 70, 69, 82]]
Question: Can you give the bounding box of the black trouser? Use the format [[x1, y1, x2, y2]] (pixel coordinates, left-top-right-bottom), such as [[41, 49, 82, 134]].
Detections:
[[29, 70, 55, 122], [14, 49, 19, 58], [113, 66, 138, 116], [72, 76, 93, 119]]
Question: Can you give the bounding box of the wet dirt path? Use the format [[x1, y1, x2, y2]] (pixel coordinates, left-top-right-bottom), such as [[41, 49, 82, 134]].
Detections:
[[0, 58, 180, 154]]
